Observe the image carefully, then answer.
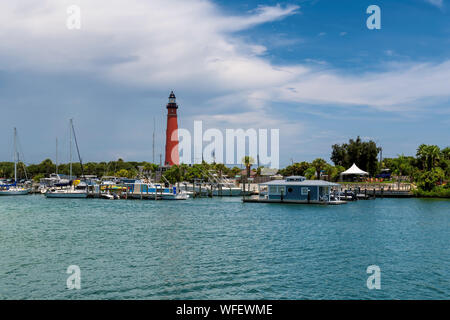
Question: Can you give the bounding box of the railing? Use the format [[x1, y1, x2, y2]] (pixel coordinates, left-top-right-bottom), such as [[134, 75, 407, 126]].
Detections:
[[341, 183, 412, 192]]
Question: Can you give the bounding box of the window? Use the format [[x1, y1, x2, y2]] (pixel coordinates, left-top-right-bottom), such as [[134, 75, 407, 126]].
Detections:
[[269, 186, 285, 195], [301, 187, 309, 195], [288, 187, 293, 193]]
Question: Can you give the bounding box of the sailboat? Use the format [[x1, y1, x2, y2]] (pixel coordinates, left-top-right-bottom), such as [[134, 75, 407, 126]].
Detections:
[[45, 119, 88, 199], [0, 128, 31, 196]]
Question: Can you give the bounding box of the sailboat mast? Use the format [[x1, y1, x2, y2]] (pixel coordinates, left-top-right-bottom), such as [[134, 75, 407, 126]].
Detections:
[[56, 137, 58, 175], [71, 120, 85, 179], [14, 127, 17, 182], [153, 117, 155, 164], [69, 119, 73, 180]]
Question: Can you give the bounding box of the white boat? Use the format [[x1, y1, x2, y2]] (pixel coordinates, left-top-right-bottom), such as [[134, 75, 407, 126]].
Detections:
[[0, 128, 31, 196], [124, 180, 189, 200], [39, 173, 71, 193], [0, 187, 30, 196], [161, 189, 189, 200], [45, 187, 87, 198], [101, 192, 115, 200], [180, 183, 247, 196], [45, 119, 88, 199]]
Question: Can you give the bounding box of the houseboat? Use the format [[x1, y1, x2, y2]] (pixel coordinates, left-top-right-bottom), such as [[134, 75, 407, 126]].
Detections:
[[244, 176, 346, 205]]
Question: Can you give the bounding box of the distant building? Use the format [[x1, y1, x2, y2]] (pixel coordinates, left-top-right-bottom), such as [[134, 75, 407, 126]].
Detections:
[[260, 176, 340, 203]]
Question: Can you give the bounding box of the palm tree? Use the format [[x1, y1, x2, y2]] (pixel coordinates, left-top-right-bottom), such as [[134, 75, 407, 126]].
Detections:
[[311, 158, 327, 180], [417, 144, 441, 171], [214, 163, 227, 179], [241, 156, 255, 178], [442, 147, 450, 161], [416, 144, 428, 169], [426, 145, 440, 170]]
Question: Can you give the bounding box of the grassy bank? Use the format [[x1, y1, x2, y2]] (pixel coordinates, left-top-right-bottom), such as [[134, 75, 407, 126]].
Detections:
[[413, 186, 450, 198]]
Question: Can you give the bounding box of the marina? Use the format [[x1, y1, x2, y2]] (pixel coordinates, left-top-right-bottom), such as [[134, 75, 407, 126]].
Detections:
[[1, 0, 449, 304]]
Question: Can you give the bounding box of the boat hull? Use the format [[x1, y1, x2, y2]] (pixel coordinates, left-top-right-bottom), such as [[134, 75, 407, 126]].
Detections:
[[45, 192, 87, 198], [0, 189, 30, 196]]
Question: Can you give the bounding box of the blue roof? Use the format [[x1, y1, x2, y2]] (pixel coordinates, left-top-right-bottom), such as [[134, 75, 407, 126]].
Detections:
[[261, 179, 340, 187]]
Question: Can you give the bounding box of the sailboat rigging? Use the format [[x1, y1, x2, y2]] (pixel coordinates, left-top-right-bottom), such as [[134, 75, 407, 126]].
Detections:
[[0, 128, 31, 196]]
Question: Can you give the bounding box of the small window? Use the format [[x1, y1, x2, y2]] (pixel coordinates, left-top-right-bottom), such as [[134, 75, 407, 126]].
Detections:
[[288, 187, 293, 193], [301, 187, 309, 195]]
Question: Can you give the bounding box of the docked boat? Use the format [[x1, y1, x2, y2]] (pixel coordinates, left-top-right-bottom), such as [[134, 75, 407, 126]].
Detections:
[[0, 128, 31, 196], [39, 173, 71, 193], [45, 119, 88, 199], [45, 186, 87, 198], [180, 182, 249, 197], [101, 192, 116, 200], [244, 176, 346, 205], [123, 180, 189, 200], [0, 184, 30, 196]]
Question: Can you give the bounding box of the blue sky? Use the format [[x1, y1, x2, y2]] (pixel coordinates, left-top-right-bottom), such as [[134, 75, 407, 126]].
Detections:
[[0, 0, 449, 168]]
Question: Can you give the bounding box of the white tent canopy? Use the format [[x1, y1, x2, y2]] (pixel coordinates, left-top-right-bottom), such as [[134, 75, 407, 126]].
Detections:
[[340, 163, 369, 175]]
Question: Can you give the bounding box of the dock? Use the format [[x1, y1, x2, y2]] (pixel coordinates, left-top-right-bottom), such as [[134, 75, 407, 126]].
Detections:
[[243, 195, 347, 205]]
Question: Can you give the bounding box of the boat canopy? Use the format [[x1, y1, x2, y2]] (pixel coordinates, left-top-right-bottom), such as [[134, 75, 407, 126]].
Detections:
[[0, 182, 17, 187]]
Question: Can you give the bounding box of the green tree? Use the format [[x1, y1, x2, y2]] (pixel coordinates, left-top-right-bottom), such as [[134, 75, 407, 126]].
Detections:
[[311, 158, 327, 180], [33, 173, 45, 182], [164, 165, 183, 184], [330, 136, 380, 176], [241, 156, 255, 178], [230, 166, 241, 178], [441, 147, 450, 161], [416, 144, 440, 171], [115, 169, 132, 178], [417, 168, 445, 191], [304, 167, 316, 180], [278, 161, 309, 176]]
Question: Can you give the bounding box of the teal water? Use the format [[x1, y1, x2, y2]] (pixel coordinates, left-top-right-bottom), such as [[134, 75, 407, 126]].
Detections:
[[0, 195, 448, 300]]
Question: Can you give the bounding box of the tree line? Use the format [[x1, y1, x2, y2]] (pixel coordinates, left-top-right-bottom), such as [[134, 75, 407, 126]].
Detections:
[[1, 137, 448, 196]]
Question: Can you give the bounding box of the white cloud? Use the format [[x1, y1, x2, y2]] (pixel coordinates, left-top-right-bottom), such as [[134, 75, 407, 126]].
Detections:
[[425, 0, 444, 8], [0, 0, 449, 139], [269, 61, 450, 111]]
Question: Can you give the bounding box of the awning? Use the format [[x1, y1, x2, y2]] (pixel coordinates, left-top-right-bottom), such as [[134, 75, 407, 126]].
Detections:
[[340, 163, 368, 175]]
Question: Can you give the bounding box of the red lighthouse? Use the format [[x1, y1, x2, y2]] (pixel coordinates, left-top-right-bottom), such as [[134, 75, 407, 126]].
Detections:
[[164, 91, 180, 166]]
